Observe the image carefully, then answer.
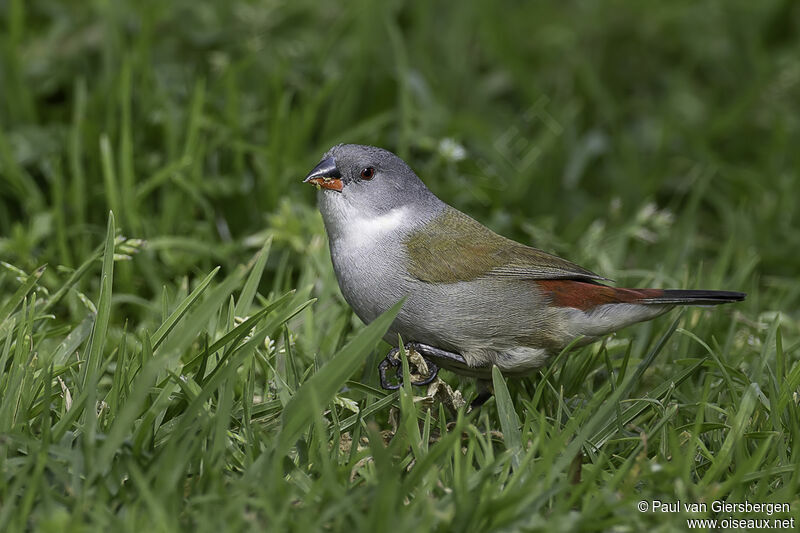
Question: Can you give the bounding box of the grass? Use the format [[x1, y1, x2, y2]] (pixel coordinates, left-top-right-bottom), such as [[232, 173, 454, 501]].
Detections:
[[1, 0, 799, 530]]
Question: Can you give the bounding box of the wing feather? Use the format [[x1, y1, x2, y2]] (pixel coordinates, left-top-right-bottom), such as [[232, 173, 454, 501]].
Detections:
[[404, 207, 608, 283]]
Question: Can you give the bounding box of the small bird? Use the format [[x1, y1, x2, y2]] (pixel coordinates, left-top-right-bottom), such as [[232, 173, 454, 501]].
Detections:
[[304, 144, 745, 389]]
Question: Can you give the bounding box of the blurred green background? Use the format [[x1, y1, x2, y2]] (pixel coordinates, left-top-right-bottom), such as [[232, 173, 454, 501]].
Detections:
[[3, 0, 799, 286], [1, 0, 799, 530]]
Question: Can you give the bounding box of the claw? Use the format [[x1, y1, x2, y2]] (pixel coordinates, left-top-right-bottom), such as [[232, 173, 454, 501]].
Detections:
[[378, 345, 439, 390], [410, 358, 439, 386], [378, 352, 402, 390]]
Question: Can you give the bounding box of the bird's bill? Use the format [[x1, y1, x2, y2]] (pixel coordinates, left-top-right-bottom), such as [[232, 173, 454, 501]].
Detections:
[[304, 176, 343, 192], [303, 157, 343, 192]]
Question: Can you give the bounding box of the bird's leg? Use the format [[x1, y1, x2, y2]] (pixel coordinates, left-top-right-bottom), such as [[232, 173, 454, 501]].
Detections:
[[468, 379, 493, 410], [378, 342, 467, 390]]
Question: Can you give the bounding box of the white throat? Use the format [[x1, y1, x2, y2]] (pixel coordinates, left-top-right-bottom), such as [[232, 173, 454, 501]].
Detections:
[[335, 206, 409, 249]]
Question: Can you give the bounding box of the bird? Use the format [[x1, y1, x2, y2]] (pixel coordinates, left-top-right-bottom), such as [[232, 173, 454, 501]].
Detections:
[[303, 144, 745, 390]]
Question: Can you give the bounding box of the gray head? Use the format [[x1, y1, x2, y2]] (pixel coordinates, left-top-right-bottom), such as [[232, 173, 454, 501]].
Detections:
[[304, 144, 444, 228]]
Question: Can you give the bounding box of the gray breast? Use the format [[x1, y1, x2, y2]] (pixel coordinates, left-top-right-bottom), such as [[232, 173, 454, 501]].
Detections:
[[328, 234, 410, 326]]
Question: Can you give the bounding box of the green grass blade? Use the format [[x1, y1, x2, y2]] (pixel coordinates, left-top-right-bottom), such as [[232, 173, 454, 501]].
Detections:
[[49, 314, 94, 366], [181, 289, 295, 372], [78, 212, 116, 465], [0, 264, 46, 327], [235, 238, 272, 317], [492, 365, 523, 469], [81, 212, 116, 387], [276, 299, 404, 456], [41, 242, 105, 314], [701, 383, 759, 484], [149, 266, 219, 351], [155, 265, 247, 357], [92, 354, 169, 479], [99, 135, 123, 223]]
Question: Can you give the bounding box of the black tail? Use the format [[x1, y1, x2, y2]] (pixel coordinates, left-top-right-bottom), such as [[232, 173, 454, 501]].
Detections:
[[639, 289, 746, 306]]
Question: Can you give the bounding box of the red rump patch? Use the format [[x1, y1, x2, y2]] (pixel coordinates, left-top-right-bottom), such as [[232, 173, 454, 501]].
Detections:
[[537, 280, 665, 311]]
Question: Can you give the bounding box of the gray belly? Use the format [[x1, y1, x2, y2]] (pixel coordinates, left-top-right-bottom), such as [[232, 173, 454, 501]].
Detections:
[[393, 278, 561, 359], [330, 238, 564, 372]]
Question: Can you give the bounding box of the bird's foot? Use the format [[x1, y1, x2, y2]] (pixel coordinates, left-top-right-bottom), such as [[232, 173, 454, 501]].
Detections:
[[378, 344, 439, 390]]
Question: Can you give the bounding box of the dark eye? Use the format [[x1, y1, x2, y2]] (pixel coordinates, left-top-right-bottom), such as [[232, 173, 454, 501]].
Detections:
[[360, 167, 375, 180]]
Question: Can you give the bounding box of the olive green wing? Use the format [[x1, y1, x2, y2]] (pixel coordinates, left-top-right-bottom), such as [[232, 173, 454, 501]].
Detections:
[[403, 207, 607, 284]]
